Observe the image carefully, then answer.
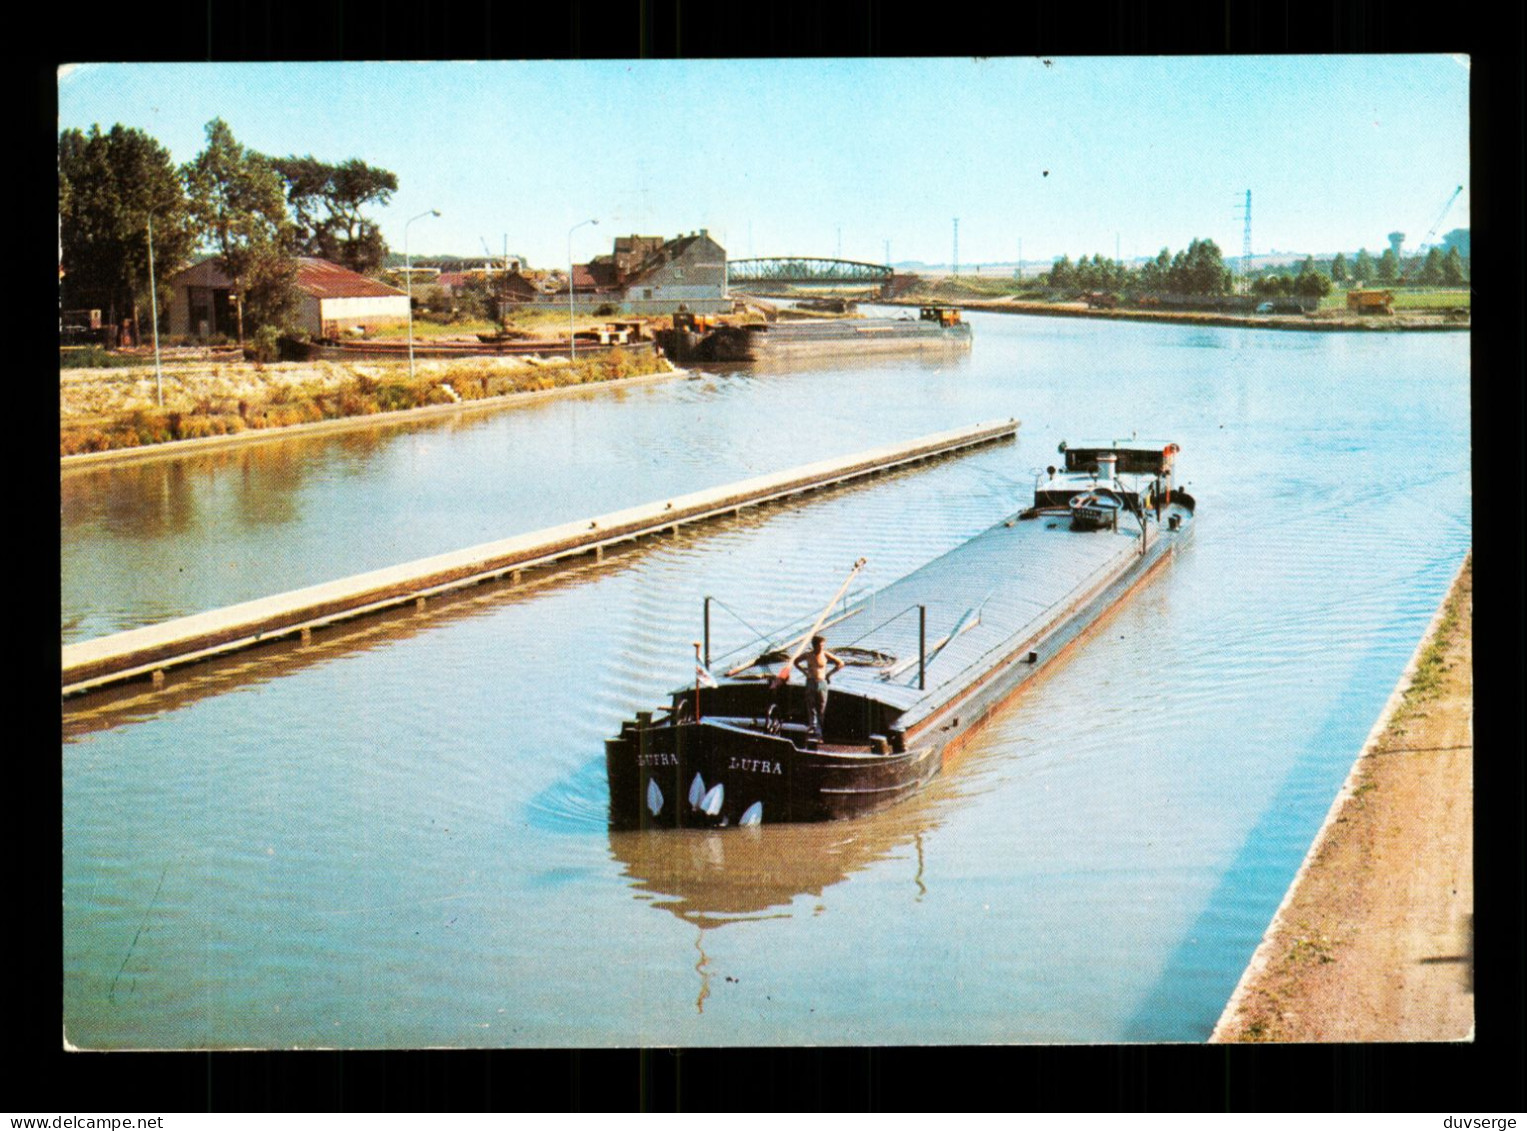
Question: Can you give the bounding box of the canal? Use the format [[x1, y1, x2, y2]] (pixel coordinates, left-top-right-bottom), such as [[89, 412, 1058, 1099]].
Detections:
[[61, 310, 1470, 1046]]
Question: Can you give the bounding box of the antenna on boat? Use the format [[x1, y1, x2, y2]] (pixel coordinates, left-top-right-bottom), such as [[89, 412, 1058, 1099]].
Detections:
[[779, 558, 868, 681]]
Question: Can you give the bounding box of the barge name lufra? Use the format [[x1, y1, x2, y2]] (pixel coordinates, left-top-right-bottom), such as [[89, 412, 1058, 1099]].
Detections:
[[606, 435, 1196, 829]]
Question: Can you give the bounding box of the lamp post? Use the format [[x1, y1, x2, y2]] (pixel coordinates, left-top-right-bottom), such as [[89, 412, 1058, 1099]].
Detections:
[[405, 209, 440, 381], [567, 218, 598, 361], [146, 213, 164, 406]]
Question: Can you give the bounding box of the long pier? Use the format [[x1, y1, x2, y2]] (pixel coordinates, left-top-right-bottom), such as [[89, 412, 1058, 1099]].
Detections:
[[62, 419, 1019, 697]]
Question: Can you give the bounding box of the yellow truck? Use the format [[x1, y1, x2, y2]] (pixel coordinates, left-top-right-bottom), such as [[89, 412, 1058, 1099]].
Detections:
[[1346, 289, 1394, 314]]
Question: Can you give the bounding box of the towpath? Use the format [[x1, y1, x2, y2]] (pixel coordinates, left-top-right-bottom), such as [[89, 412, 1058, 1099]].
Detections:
[[1212, 556, 1473, 1042]]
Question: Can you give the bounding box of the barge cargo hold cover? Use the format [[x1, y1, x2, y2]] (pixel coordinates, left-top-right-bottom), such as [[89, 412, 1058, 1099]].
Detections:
[[607, 437, 1196, 829]]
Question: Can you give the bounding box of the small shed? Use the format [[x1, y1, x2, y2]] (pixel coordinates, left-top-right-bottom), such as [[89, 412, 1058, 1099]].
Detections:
[[290, 258, 410, 338], [168, 256, 411, 340]]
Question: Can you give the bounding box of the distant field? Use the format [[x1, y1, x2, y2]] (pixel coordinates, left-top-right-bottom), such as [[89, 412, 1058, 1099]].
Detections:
[[914, 277, 1472, 312], [1387, 288, 1471, 309], [1319, 287, 1471, 311]]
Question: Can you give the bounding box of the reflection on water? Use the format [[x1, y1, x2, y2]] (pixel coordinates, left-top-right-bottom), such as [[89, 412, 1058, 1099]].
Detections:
[[61, 312, 1470, 1047], [610, 806, 938, 930]]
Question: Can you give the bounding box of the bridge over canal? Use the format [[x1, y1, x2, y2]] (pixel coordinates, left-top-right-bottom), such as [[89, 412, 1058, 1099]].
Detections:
[[727, 257, 896, 296]]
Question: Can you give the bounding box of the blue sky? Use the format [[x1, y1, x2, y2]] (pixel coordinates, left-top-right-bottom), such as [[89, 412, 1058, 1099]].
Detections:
[[58, 57, 1470, 269]]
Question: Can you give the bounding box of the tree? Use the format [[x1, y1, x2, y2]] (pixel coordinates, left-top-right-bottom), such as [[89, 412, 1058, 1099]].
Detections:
[[1352, 248, 1374, 285], [183, 119, 297, 343], [1442, 246, 1466, 285], [1330, 253, 1349, 285], [1138, 248, 1172, 292], [1168, 239, 1233, 295], [273, 155, 398, 273], [1295, 263, 1332, 298], [1047, 255, 1075, 290], [1376, 247, 1400, 284], [1419, 247, 1444, 286], [59, 125, 195, 333]]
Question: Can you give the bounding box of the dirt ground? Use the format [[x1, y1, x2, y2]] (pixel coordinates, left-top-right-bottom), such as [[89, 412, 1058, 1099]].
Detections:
[[1212, 557, 1473, 1042]]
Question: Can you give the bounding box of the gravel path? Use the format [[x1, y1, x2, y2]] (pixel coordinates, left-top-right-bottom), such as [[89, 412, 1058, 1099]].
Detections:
[[1212, 556, 1473, 1042]]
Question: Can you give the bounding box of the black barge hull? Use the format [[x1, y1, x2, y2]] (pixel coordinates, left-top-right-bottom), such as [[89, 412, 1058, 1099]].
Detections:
[[606, 718, 942, 829]]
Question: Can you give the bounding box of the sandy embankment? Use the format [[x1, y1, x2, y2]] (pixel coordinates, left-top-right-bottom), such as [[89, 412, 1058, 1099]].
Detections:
[[1212, 555, 1473, 1043], [59, 348, 679, 460], [59, 352, 558, 425]]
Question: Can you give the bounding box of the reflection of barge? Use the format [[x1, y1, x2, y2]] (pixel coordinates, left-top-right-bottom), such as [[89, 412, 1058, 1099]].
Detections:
[[606, 438, 1195, 830], [660, 306, 972, 363]]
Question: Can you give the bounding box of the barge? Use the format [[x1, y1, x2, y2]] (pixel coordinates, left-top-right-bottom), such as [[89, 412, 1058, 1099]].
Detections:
[[660, 306, 972, 363], [286, 324, 654, 362], [606, 437, 1196, 829]]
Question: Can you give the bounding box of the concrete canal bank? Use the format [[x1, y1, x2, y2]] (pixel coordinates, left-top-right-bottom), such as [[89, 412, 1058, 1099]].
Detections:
[[1211, 554, 1473, 1042], [62, 419, 1017, 695]]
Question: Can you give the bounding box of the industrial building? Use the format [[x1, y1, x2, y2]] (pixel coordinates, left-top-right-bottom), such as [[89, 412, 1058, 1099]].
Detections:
[[525, 230, 729, 316]]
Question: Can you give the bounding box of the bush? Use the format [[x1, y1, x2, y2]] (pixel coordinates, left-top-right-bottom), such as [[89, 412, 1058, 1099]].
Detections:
[[60, 346, 138, 370], [173, 413, 244, 440], [374, 382, 418, 411], [604, 348, 632, 379], [126, 410, 174, 445], [60, 427, 117, 455], [250, 325, 282, 364], [337, 389, 380, 416]]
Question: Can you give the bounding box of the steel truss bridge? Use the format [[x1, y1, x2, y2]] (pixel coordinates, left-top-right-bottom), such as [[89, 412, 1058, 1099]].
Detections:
[[727, 257, 894, 292]]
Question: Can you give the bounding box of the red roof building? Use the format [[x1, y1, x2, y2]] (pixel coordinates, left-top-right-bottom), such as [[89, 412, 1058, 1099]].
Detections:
[[167, 256, 411, 340]]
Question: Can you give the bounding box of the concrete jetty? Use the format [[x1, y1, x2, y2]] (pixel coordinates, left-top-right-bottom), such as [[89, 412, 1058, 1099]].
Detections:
[[62, 419, 1019, 697]]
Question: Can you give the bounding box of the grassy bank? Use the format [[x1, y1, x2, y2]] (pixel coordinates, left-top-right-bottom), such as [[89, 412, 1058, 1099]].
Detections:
[[891, 276, 1470, 322], [59, 348, 668, 456]]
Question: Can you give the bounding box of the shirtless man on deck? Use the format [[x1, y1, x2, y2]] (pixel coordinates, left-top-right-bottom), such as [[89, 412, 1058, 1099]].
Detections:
[[793, 635, 844, 739]]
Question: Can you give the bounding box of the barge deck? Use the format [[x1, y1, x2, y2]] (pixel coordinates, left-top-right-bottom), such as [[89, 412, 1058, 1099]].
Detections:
[[607, 438, 1196, 828]]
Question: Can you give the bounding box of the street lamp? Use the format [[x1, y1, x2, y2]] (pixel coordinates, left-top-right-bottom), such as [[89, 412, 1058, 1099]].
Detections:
[[568, 218, 598, 362], [146, 213, 164, 406], [405, 209, 441, 381]]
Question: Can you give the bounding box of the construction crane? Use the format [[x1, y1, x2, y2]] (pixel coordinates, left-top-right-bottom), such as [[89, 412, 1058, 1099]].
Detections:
[[1417, 185, 1464, 254], [1397, 185, 1465, 287]]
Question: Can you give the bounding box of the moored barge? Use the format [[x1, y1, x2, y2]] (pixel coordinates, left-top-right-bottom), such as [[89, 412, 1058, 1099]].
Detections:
[[606, 437, 1196, 829], [286, 323, 654, 362], [661, 306, 972, 363]]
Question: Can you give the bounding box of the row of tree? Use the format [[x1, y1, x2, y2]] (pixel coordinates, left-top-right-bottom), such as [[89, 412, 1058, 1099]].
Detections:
[[1043, 239, 1236, 295], [1037, 238, 1468, 298], [59, 119, 398, 343], [1326, 246, 1467, 286]]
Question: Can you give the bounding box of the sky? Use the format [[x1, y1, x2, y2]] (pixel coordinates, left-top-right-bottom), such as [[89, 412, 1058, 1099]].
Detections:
[[57, 57, 1471, 270]]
